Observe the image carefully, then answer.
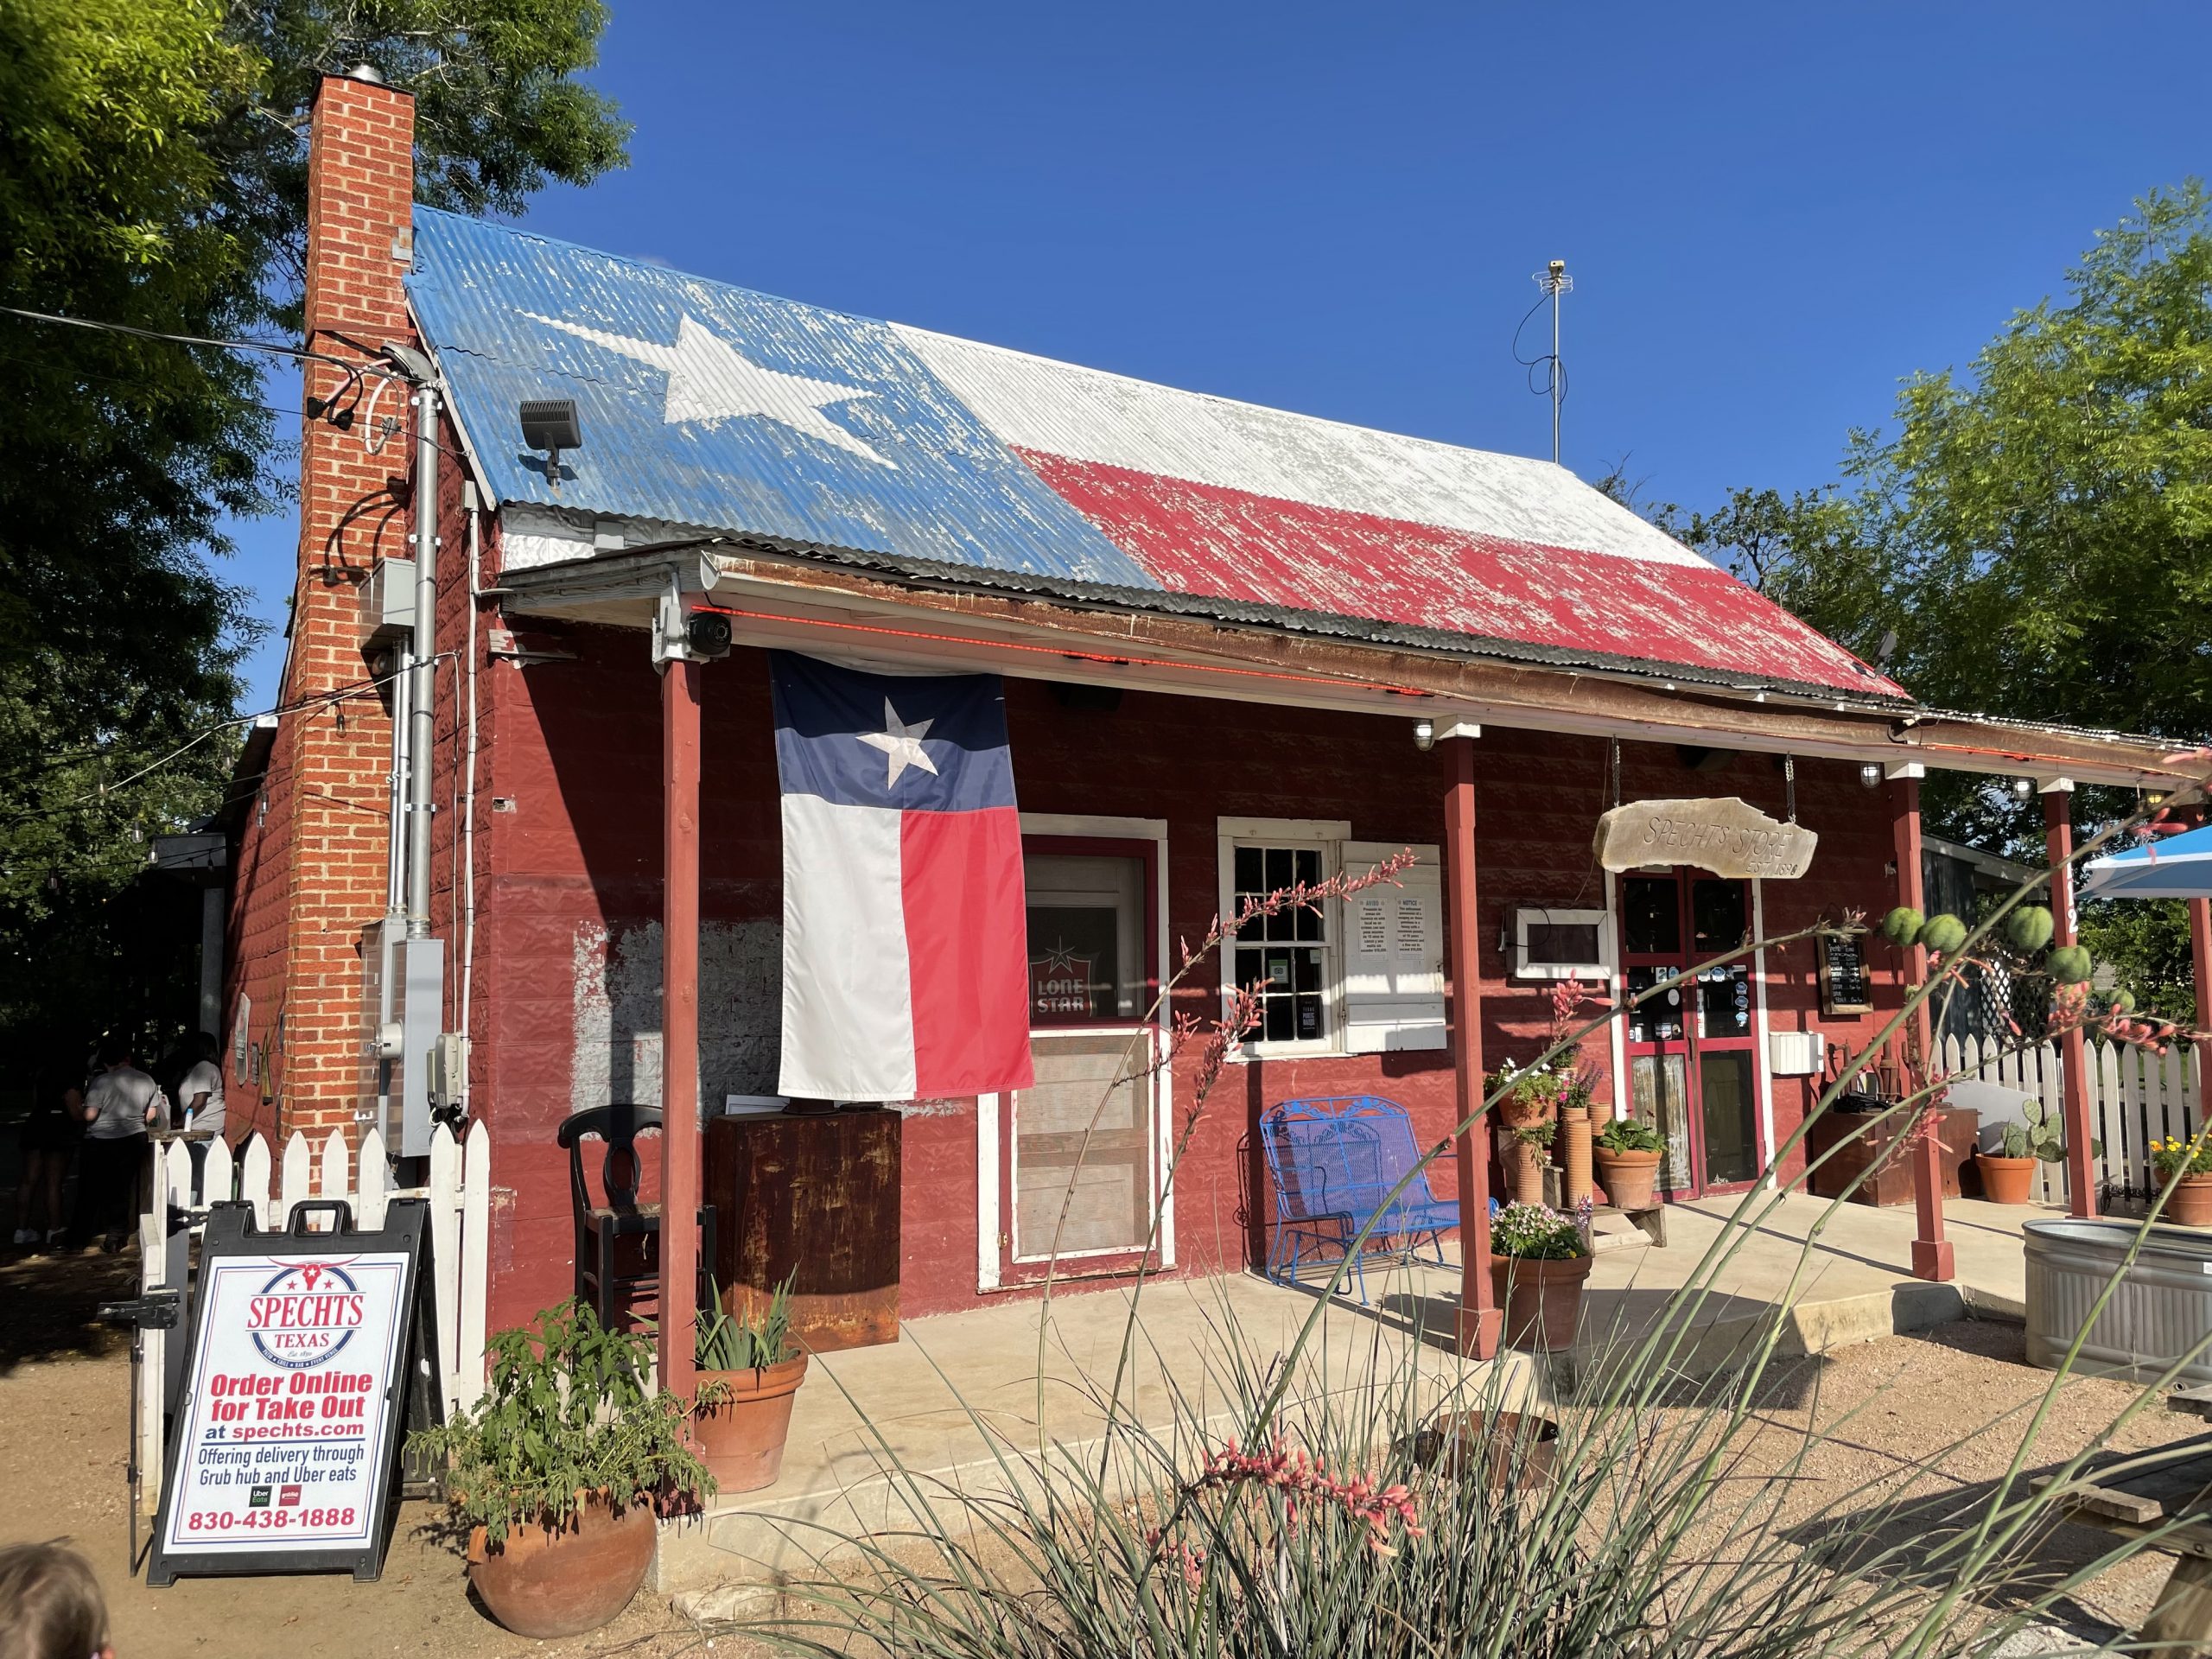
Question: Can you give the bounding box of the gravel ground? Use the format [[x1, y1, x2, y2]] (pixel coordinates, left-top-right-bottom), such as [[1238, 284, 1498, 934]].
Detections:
[[3, 1238, 2199, 1656]]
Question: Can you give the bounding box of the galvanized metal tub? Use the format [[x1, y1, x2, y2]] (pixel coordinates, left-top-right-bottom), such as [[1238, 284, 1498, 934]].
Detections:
[[2023, 1217, 2212, 1384]]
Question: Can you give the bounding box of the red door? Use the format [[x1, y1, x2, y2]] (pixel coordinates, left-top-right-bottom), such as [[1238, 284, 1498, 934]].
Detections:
[[1618, 870, 1764, 1198]]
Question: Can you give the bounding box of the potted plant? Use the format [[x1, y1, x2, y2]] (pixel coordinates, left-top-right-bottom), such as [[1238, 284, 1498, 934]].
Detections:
[[1593, 1115, 1665, 1211], [2153, 1133, 2212, 1227], [693, 1274, 809, 1495], [1491, 1060, 1562, 1129], [1977, 1101, 2094, 1205], [1556, 1067, 1598, 1208], [1487, 1201, 1592, 1351], [407, 1300, 713, 1639]]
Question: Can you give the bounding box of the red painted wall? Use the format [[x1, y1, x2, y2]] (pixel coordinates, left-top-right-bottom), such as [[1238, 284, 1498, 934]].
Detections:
[[461, 633, 1913, 1335]]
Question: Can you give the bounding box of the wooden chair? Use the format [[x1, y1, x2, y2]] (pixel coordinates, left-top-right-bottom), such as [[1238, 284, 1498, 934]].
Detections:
[[557, 1103, 717, 1331]]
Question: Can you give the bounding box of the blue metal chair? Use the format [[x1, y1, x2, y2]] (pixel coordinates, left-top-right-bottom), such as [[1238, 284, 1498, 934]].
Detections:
[[1259, 1096, 1459, 1303]]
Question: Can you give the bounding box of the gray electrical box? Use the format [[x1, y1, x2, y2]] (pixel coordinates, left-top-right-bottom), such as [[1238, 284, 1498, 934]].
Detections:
[[361, 557, 416, 646], [360, 917, 444, 1158]]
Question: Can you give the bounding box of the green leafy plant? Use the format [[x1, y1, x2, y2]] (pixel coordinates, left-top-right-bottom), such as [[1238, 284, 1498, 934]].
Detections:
[[1594, 1116, 1665, 1154], [1510, 1118, 1558, 1148], [696, 1272, 798, 1371], [406, 1299, 712, 1548], [1996, 1101, 2085, 1166], [1490, 1200, 1586, 1261]]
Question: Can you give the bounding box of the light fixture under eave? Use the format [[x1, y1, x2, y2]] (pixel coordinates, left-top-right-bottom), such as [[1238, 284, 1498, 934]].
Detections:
[[2011, 777, 2036, 801], [1859, 763, 1883, 790], [1412, 717, 1435, 751], [519, 397, 583, 494]]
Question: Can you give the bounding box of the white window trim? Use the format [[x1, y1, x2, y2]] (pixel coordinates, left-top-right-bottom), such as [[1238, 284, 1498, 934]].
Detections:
[[978, 812, 1174, 1293], [1217, 817, 1353, 1060], [1510, 906, 1615, 982]]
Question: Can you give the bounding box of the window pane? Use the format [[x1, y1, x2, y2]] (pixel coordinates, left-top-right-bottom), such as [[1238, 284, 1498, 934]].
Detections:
[[1294, 848, 1321, 889], [1294, 994, 1323, 1040], [1624, 877, 1681, 957], [1293, 899, 1321, 942], [1693, 880, 1747, 955], [1235, 845, 1262, 899], [1234, 946, 1266, 995], [1293, 949, 1322, 993], [1265, 996, 1295, 1042], [1700, 1051, 1758, 1185], [1265, 847, 1293, 892]]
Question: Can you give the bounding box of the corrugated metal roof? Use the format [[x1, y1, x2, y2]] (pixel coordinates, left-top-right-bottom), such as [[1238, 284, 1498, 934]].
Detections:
[[407, 208, 1904, 701]]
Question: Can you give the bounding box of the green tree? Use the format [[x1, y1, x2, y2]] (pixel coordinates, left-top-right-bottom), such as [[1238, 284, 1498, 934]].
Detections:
[[0, 0, 626, 1072], [1652, 184, 2212, 1008]]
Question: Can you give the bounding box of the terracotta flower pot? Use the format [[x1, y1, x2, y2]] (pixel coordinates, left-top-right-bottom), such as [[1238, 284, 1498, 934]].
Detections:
[[1498, 1094, 1553, 1130], [1422, 1408, 1560, 1491], [1974, 1153, 2037, 1205], [1594, 1147, 1662, 1212], [2169, 1173, 2212, 1228], [1497, 1128, 1547, 1205], [467, 1495, 655, 1638], [1557, 1107, 1593, 1209], [692, 1353, 809, 1496], [1487, 1251, 1593, 1351]]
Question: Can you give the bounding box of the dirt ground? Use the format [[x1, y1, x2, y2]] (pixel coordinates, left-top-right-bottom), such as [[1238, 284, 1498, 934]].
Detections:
[[2, 1240, 2202, 1656]]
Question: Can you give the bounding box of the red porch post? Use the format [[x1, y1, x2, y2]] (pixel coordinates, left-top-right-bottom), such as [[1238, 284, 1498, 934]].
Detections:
[[2193, 895, 2212, 1127], [659, 657, 702, 1396], [1891, 773, 1955, 1281], [2044, 785, 2098, 1217], [1444, 731, 1502, 1360]]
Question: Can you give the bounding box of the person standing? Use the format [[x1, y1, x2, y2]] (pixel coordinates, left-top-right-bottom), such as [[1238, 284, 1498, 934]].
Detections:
[[11, 1080, 79, 1249], [67, 1042, 165, 1253], [175, 1031, 226, 1198]]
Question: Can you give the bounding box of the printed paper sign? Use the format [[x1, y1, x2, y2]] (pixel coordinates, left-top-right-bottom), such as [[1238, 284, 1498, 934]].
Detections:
[[162, 1252, 410, 1555]]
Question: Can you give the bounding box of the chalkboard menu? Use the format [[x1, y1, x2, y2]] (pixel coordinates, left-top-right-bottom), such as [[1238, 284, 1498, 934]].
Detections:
[[1818, 931, 1873, 1016]]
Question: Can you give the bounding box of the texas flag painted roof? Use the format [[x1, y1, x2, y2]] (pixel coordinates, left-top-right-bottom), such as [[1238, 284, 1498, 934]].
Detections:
[[406, 208, 1902, 701]]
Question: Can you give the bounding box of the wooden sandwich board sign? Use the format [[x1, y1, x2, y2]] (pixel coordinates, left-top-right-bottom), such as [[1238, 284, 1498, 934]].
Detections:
[[145, 1197, 437, 1586]]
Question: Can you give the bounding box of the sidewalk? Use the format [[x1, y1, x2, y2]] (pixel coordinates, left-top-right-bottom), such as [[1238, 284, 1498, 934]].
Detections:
[[657, 1192, 2047, 1597]]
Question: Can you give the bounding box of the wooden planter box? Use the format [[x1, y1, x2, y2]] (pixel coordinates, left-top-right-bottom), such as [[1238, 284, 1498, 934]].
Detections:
[[1804, 1105, 1980, 1207]]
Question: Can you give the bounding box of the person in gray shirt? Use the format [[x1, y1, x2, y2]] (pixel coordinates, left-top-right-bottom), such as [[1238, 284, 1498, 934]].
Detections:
[[67, 1041, 166, 1252]]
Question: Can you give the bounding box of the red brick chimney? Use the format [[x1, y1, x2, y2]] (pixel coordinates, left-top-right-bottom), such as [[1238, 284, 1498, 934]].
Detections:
[[229, 70, 423, 1147]]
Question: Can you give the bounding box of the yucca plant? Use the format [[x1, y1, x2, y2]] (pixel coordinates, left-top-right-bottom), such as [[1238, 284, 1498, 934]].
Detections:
[[696, 1271, 798, 1371], [721, 800, 2212, 1657]]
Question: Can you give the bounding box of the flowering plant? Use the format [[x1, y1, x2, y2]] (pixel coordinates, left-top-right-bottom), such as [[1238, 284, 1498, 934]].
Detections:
[[1491, 1200, 1586, 1261], [2152, 1134, 2212, 1183]]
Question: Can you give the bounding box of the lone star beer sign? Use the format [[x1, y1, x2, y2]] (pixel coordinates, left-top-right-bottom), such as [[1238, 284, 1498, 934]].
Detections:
[[1593, 797, 1818, 881]]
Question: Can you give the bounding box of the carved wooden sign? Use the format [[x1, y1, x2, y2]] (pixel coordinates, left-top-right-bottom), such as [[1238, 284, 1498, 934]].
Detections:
[[1593, 797, 1818, 880]]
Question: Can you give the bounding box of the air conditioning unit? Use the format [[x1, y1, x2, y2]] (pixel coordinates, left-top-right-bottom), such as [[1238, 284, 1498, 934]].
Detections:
[[1768, 1029, 1825, 1077]]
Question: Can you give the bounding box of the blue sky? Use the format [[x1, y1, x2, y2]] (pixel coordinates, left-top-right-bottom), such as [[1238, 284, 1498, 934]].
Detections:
[[228, 2, 2211, 707]]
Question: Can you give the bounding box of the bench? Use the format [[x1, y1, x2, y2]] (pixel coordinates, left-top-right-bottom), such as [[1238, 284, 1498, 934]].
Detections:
[[2035, 1398, 2212, 1654], [1259, 1096, 1459, 1304]]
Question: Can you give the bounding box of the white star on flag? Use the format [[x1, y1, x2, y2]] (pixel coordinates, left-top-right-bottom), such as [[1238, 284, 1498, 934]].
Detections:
[[524, 310, 894, 467], [856, 699, 939, 788]]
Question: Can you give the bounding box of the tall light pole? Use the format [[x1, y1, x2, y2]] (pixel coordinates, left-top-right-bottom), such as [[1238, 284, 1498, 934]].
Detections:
[[1535, 258, 1572, 465]]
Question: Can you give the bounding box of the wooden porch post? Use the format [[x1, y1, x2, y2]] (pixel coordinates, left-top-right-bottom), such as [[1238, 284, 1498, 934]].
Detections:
[[1444, 732, 1502, 1360], [2044, 784, 2098, 1217], [1891, 773, 1955, 1281], [659, 657, 702, 1396]]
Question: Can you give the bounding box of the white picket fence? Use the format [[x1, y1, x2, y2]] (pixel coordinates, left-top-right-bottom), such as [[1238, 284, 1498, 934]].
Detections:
[[134, 1121, 491, 1517], [1941, 1032, 2204, 1205]]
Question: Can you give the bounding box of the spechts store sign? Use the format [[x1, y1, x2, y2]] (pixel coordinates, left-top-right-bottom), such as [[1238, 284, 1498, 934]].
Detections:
[[1593, 797, 1818, 881], [147, 1199, 431, 1586]]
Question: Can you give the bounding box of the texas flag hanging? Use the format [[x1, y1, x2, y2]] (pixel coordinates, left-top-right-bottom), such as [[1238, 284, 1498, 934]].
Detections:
[[771, 652, 1034, 1101]]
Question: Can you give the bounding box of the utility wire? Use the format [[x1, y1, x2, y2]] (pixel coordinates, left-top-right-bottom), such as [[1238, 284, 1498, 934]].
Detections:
[[0, 304, 409, 379], [5, 658, 449, 829], [1510, 291, 1568, 406]]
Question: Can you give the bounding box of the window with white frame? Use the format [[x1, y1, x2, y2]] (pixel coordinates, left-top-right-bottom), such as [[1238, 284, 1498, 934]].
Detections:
[[1230, 842, 1334, 1046], [1217, 820, 1445, 1058]]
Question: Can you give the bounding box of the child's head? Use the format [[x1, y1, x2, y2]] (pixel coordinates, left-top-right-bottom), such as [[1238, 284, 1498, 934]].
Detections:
[[0, 1544, 110, 1659]]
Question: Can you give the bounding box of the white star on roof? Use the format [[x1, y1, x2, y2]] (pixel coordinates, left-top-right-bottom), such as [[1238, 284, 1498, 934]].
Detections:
[[524, 310, 894, 467], [856, 699, 939, 788]]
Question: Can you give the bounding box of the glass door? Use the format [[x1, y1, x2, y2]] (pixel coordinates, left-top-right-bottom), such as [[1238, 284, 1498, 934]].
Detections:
[[1618, 871, 1764, 1198], [1002, 839, 1160, 1279]]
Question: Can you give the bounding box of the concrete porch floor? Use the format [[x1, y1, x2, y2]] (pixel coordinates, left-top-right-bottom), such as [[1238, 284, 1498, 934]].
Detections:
[[656, 1192, 2054, 1597]]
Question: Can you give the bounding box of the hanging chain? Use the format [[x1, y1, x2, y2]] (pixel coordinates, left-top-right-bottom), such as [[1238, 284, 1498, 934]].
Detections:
[[1609, 738, 1622, 809], [1783, 753, 1798, 823]]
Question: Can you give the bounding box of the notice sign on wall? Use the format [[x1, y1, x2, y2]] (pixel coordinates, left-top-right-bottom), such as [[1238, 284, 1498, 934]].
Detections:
[[148, 1200, 429, 1586]]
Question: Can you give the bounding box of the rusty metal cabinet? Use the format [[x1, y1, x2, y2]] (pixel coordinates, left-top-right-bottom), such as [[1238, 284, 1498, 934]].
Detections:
[[704, 1108, 901, 1351]]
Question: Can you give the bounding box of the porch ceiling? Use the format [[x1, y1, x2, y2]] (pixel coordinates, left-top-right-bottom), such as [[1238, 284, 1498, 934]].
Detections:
[[496, 543, 2199, 794]]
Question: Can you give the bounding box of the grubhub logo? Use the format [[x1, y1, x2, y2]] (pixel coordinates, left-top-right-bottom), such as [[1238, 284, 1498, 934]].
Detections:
[[246, 1261, 366, 1369]]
